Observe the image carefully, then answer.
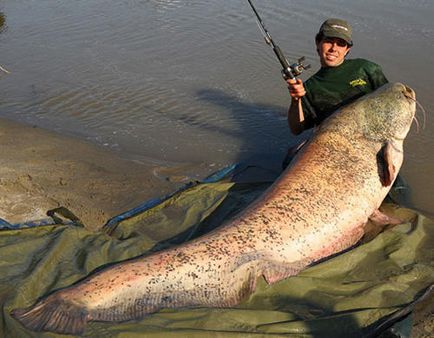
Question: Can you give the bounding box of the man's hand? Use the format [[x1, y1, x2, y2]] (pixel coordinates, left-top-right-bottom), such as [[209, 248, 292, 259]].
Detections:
[[287, 78, 306, 100]]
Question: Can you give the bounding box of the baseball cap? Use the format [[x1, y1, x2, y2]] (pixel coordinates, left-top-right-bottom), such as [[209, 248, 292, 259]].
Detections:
[[318, 18, 353, 46]]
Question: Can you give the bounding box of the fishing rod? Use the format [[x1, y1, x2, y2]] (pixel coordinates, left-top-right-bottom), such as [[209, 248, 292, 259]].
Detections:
[[247, 0, 310, 81]]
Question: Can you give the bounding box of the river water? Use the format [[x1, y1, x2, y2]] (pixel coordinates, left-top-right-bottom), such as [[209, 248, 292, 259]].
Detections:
[[0, 0, 433, 215]]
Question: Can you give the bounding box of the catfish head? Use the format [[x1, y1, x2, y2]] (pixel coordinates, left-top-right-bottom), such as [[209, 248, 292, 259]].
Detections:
[[360, 82, 416, 143]]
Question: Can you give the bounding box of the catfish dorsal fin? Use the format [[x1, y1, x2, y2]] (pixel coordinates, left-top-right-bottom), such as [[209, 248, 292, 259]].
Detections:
[[378, 141, 396, 187]]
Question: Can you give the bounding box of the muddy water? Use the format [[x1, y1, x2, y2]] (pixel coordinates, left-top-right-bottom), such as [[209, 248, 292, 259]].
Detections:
[[0, 0, 433, 215]]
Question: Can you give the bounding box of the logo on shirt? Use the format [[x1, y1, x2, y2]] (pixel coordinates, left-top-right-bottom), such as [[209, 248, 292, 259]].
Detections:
[[349, 78, 367, 87]]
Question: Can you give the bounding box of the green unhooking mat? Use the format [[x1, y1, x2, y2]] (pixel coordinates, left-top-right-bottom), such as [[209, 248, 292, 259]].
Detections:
[[0, 170, 433, 337]]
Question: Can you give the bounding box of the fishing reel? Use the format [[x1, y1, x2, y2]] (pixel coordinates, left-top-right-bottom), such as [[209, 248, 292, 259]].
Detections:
[[246, 0, 310, 81], [291, 56, 311, 76], [282, 56, 311, 80]]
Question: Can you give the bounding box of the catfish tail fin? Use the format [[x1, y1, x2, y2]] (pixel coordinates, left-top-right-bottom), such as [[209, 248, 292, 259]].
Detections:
[[11, 296, 89, 335]]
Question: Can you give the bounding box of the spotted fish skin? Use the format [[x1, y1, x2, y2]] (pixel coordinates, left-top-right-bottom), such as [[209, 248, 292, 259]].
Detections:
[[12, 83, 416, 334]]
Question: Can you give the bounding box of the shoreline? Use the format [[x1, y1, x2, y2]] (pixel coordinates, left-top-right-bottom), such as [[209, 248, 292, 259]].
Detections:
[[0, 117, 189, 230]]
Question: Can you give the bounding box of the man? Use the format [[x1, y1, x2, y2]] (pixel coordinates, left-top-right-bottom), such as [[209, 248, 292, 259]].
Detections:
[[287, 18, 388, 136], [283, 18, 408, 201]]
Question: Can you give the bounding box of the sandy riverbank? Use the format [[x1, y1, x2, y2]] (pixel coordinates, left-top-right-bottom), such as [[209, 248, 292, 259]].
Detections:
[[0, 118, 195, 230]]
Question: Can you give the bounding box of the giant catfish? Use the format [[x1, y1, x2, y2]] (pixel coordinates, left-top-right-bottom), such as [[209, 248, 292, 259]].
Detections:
[[12, 83, 417, 334]]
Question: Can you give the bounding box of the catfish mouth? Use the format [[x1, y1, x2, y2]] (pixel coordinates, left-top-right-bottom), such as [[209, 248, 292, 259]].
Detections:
[[401, 83, 425, 133], [402, 84, 416, 101], [386, 82, 417, 141]]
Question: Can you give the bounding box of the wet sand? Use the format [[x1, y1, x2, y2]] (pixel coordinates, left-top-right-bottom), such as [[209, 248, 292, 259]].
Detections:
[[0, 117, 188, 230]]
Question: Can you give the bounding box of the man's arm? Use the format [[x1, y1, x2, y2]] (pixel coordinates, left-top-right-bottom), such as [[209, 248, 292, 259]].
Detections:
[[287, 78, 307, 135]]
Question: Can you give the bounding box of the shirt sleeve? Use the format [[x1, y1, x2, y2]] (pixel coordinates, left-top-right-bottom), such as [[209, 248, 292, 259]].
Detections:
[[367, 62, 389, 90]]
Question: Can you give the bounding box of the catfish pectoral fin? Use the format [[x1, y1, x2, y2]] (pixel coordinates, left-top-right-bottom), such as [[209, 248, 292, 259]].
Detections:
[[12, 297, 89, 335], [378, 142, 396, 187]]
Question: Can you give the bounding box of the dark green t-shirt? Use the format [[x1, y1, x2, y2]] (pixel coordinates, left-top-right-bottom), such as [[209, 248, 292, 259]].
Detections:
[[301, 58, 388, 129]]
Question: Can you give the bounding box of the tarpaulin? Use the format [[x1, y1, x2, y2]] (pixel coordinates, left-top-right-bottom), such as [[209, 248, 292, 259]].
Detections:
[[0, 165, 433, 337]]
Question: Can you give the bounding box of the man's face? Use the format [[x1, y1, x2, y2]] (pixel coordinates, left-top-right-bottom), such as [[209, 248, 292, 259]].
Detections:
[[317, 37, 351, 67]]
